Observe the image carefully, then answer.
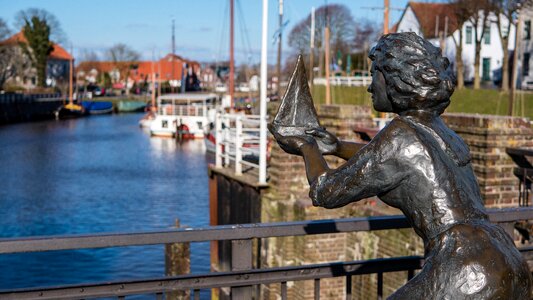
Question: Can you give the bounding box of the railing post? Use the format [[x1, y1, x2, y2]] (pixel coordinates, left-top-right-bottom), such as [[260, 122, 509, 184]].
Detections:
[[231, 239, 252, 300], [224, 118, 230, 166], [235, 116, 243, 175], [215, 113, 222, 168]]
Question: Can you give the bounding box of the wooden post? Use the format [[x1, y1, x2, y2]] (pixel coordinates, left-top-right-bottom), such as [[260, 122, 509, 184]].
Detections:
[[383, 0, 389, 34], [325, 26, 331, 105], [165, 219, 190, 300]]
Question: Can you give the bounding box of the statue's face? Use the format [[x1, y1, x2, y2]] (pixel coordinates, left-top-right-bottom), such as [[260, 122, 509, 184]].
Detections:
[[368, 64, 393, 112]]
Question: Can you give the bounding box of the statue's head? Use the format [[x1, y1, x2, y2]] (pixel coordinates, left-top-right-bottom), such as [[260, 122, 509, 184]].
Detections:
[[368, 32, 455, 115]]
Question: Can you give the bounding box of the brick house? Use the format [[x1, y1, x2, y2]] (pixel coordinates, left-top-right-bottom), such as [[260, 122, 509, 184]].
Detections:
[[77, 53, 202, 91]]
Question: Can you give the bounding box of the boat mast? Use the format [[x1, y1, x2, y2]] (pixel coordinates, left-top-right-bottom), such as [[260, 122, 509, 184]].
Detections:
[[151, 50, 156, 110], [172, 18, 176, 93], [69, 46, 73, 105], [259, 0, 268, 184], [229, 0, 235, 107]]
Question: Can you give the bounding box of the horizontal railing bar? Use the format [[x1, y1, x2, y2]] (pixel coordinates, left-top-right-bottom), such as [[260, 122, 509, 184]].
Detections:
[[0, 208, 530, 254], [0, 256, 425, 300], [3, 247, 533, 300]]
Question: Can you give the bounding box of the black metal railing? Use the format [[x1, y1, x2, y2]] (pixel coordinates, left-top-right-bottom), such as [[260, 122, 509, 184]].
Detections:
[[0, 207, 532, 300]]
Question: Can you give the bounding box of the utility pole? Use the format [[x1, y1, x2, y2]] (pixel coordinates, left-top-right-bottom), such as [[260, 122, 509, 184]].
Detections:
[[384, 0, 389, 34], [362, 1, 402, 35], [510, 10, 523, 116], [309, 6, 315, 86], [229, 0, 235, 108], [277, 0, 283, 96]]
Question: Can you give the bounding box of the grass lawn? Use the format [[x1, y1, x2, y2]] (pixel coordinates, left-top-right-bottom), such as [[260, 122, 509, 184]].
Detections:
[[311, 85, 533, 119]]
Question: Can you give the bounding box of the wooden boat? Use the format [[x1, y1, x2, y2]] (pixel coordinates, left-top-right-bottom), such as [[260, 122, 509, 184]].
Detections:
[[117, 100, 146, 113], [81, 101, 113, 114], [55, 103, 86, 119]]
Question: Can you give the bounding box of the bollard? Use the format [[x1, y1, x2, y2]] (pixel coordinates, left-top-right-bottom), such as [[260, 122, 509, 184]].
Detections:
[[165, 219, 191, 300]]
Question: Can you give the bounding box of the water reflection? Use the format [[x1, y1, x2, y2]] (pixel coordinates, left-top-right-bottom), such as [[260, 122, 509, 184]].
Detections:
[[0, 114, 211, 295]]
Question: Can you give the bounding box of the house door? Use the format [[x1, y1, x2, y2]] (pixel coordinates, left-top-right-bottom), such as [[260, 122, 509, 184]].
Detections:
[[482, 58, 491, 81]]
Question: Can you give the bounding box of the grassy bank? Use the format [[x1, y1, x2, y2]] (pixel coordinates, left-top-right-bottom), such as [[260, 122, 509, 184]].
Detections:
[[311, 85, 533, 119]]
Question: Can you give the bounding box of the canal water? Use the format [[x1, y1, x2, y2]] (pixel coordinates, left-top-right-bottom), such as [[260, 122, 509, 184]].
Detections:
[[0, 113, 212, 296]]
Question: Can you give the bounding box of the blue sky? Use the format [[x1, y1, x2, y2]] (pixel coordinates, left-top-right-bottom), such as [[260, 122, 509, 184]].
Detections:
[[0, 0, 437, 64]]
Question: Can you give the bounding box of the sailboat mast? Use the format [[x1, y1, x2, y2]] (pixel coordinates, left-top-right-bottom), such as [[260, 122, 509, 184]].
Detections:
[[310, 6, 315, 86], [229, 0, 235, 107], [69, 46, 73, 105], [277, 0, 283, 96]]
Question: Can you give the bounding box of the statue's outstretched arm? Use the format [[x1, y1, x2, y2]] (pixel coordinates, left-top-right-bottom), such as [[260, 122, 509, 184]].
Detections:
[[305, 128, 365, 160]]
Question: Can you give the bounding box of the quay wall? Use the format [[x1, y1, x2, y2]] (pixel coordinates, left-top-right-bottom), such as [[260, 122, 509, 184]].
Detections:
[[0, 93, 63, 124]]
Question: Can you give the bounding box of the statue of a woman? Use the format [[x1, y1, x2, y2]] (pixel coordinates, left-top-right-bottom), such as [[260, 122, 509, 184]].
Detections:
[[270, 32, 532, 299]]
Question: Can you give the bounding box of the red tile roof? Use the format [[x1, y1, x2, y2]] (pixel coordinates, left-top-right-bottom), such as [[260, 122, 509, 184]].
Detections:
[[0, 31, 73, 60], [399, 2, 459, 39], [77, 54, 201, 83]]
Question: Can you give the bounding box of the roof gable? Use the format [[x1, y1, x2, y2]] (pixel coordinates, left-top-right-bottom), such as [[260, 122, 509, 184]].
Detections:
[[408, 2, 459, 39], [0, 31, 73, 60]]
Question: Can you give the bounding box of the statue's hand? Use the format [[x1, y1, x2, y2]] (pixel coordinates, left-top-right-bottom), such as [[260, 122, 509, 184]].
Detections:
[[305, 128, 339, 155], [269, 125, 316, 156]]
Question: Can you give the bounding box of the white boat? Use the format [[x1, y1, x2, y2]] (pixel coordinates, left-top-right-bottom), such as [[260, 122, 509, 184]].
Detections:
[[150, 93, 219, 138]]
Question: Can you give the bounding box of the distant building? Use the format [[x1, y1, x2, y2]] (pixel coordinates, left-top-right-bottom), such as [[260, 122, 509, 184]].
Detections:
[[391, 1, 515, 84], [0, 31, 73, 89], [77, 54, 202, 91]]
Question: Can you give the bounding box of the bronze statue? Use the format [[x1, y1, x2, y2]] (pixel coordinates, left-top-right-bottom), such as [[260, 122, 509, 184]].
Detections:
[[270, 32, 532, 299]]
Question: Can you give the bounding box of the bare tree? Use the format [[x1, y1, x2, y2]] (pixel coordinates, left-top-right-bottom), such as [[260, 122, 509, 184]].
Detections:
[[466, 0, 495, 89], [449, 0, 472, 89], [352, 19, 381, 52], [492, 0, 532, 91], [0, 18, 14, 89], [107, 43, 140, 95], [288, 4, 356, 58], [14, 8, 66, 44]]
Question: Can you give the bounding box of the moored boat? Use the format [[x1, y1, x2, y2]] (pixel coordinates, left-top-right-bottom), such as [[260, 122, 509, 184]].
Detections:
[[118, 100, 146, 113], [150, 93, 219, 138], [55, 103, 86, 119], [81, 101, 113, 115]]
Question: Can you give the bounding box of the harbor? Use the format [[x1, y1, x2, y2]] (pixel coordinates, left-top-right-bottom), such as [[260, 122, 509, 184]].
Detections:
[[3, 0, 533, 299], [0, 114, 211, 294]]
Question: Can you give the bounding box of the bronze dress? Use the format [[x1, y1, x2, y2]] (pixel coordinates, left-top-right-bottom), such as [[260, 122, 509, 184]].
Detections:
[[310, 112, 532, 299]]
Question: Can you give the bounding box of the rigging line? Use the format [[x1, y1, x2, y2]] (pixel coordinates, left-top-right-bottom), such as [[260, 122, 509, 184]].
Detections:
[[236, 0, 255, 63], [216, 0, 230, 64]]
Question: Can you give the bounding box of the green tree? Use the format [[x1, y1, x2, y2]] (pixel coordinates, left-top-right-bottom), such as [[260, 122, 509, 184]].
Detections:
[[20, 16, 53, 87]]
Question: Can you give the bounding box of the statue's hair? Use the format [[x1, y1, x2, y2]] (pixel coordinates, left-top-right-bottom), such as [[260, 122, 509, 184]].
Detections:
[[369, 32, 455, 114]]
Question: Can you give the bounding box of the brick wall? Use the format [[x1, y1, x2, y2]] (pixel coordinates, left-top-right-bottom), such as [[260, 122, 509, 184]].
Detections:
[[442, 113, 533, 207]]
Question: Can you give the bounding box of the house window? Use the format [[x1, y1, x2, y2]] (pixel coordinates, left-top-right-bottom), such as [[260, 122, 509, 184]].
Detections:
[[524, 53, 530, 76], [466, 26, 473, 44], [525, 20, 531, 40], [484, 27, 491, 45]]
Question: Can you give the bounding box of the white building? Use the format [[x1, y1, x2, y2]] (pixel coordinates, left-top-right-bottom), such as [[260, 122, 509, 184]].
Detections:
[[392, 2, 515, 85], [519, 7, 533, 88]]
